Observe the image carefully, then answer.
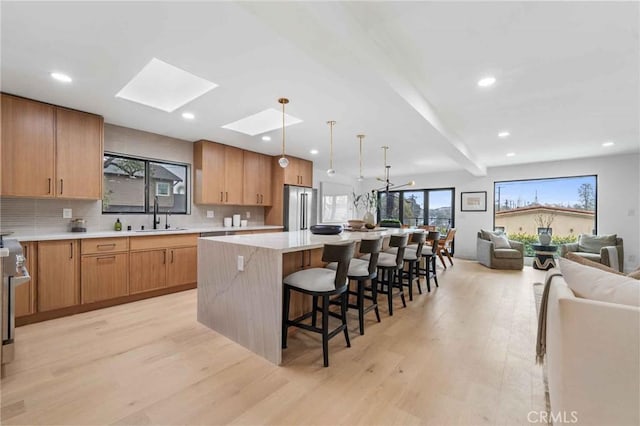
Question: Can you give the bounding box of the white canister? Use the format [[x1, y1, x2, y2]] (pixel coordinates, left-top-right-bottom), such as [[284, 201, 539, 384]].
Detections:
[[233, 214, 241, 227], [223, 217, 232, 227], [240, 219, 248, 227]]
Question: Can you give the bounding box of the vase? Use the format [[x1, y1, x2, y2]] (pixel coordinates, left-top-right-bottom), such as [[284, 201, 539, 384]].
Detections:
[[363, 211, 375, 226], [539, 233, 552, 245]]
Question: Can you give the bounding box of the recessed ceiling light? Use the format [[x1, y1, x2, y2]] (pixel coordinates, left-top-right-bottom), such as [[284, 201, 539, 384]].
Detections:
[[310, 149, 319, 155], [182, 112, 195, 120], [602, 141, 615, 147], [50, 72, 72, 83], [498, 131, 510, 138], [477, 76, 496, 87], [261, 135, 271, 142], [506, 152, 516, 157], [116, 58, 218, 112], [222, 108, 302, 136]]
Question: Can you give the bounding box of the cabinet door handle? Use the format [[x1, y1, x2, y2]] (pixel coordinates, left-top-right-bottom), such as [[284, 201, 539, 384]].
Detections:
[[97, 243, 116, 249], [163, 251, 166, 264], [47, 178, 52, 194], [60, 179, 64, 195], [220, 191, 224, 202], [260, 194, 263, 204], [257, 194, 260, 204], [69, 242, 73, 259], [97, 256, 116, 262], [171, 250, 174, 263], [225, 192, 228, 202]]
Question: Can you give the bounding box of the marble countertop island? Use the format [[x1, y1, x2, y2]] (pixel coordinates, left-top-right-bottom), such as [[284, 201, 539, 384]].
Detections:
[[197, 228, 412, 364]]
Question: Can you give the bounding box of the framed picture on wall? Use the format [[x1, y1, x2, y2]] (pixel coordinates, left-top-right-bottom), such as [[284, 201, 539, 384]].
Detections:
[[461, 191, 487, 212]]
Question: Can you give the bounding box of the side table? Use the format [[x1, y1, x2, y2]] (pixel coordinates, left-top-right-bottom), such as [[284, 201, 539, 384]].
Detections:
[[531, 244, 558, 270]]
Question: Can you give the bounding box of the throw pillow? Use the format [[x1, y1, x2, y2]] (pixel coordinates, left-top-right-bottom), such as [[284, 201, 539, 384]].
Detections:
[[558, 258, 640, 307], [480, 229, 496, 241], [489, 233, 511, 249], [565, 252, 625, 276], [578, 234, 617, 254]]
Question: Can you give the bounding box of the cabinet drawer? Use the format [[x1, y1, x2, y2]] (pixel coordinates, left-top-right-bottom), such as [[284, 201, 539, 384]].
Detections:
[[130, 234, 198, 251], [81, 253, 129, 303], [82, 237, 129, 255]]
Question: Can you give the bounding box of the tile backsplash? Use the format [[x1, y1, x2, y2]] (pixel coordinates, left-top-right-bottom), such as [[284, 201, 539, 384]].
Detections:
[[0, 197, 264, 236]]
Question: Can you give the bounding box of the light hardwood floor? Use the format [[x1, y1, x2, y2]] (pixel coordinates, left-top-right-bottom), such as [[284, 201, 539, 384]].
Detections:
[[0, 260, 548, 425]]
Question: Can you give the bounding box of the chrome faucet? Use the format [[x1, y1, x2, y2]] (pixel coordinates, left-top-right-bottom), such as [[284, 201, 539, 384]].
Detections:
[[165, 210, 171, 229], [153, 196, 160, 230]]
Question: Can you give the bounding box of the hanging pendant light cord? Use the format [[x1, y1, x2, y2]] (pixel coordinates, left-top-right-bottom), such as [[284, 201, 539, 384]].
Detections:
[[281, 101, 286, 157], [328, 121, 335, 169]]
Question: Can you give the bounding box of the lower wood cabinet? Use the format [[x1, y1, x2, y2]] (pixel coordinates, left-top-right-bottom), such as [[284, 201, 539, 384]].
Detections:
[[37, 240, 79, 312], [81, 253, 129, 303], [16, 242, 37, 318], [130, 249, 167, 294], [167, 246, 197, 287]]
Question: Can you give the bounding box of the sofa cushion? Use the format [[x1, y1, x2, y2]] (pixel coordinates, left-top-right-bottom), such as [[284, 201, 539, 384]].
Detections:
[[569, 251, 602, 263], [558, 258, 640, 307], [578, 234, 617, 254], [565, 252, 624, 276], [494, 248, 522, 259], [480, 229, 497, 241], [489, 233, 511, 249]]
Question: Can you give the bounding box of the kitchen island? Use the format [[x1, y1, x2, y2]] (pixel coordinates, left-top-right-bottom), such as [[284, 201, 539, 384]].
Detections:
[[197, 229, 409, 364]]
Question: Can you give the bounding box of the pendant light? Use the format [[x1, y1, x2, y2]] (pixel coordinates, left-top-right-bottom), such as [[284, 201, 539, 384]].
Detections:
[[375, 146, 415, 192], [357, 134, 365, 181], [278, 98, 289, 168], [326, 120, 336, 177]]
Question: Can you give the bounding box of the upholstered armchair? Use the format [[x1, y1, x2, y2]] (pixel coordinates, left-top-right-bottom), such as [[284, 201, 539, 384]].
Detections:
[[559, 234, 624, 272], [476, 231, 524, 270]]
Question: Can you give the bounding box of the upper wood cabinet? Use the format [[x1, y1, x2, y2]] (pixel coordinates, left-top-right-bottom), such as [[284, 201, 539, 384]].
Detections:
[[243, 151, 272, 206], [281, 156, 313, 187], [55, 107, 103, 199], [0, 94, 103, 199], [193, 140, 244, 205]]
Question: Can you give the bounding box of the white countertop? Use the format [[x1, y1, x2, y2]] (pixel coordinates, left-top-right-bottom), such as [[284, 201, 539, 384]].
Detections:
[[9, 225, 283, 242], [201, 228, 414, 253], [0, 247, 9, 257]]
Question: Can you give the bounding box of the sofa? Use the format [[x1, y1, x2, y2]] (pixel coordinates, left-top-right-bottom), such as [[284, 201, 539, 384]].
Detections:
[[544, 263, 639, 425], [559, 234, 624, 272], [476, 230, 524, 270]]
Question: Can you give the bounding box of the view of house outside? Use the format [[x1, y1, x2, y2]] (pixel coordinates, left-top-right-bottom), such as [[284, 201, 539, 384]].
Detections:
[[494, 175, 597, 256], [378, 189, 454, 234]]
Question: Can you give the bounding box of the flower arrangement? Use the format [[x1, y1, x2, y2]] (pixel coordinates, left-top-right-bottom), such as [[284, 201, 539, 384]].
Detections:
[[352, 190, 377, 213], [534, 211, 556, 233]]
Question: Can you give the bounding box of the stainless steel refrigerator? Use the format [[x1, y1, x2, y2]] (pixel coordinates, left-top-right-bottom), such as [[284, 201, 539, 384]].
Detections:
[[283, 185, 317, 231]]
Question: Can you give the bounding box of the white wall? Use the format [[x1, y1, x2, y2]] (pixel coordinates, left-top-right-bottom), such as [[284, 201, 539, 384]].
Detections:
[[360, 154, 640, 272]]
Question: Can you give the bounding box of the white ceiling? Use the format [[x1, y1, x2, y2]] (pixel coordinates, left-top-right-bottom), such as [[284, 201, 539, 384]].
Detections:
[[1, 2, 638, 179]]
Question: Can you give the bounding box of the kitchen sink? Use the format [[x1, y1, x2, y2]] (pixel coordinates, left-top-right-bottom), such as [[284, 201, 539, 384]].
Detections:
[[135, 227, 189, 232]]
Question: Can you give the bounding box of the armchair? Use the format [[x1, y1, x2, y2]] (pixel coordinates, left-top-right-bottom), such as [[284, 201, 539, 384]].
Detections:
[[559, 234, 624, 272], [476, 231, 524, 270]]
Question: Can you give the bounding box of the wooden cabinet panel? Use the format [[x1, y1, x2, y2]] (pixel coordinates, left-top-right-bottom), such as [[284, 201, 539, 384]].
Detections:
[[1, 94, 55, 197], [283, 157, 300, 186], [224, 146, 244, 205], [81, 253, 129, 303], [81, 237, 129, 255], [282, 248, 324, 318], [55, 108, 103, 199], [130, 234, 198, 251], [167, 246, 197, 287], [259, 154, 273, 206], [37, 240, 79, 312], [298, 159, 313, 188], [243, 151, 272, 206], [129, 250, 167, 294], [16, 242, 37, 318], [194, 140, 225, 204]]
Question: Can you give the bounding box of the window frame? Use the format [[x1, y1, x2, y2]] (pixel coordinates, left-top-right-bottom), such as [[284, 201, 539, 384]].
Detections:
[[102, 152, 190, 215], [376, 187, 456, 229]]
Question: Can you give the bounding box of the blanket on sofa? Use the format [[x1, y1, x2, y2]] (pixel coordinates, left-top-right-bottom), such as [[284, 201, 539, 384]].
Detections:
[[536, 269, 563, 365]]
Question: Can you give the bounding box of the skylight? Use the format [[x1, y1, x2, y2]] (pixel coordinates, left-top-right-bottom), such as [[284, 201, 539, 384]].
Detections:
[[222, 108, 303, 136], [115, 58, 218, 112]]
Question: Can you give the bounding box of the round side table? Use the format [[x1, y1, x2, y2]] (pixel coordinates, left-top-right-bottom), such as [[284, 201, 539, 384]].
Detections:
[[531, 244, 558, 270]]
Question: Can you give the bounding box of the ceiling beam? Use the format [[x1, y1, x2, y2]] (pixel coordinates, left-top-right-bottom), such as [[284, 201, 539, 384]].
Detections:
[[239, 2, 487, 176]]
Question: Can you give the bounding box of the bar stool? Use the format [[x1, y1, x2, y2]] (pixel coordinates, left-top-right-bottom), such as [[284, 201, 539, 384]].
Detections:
[[282, 241, 355, 367], [384, 232, 426, 301], [326, 237, 384, 335], [419, 231, 440, 292], [362, 234, 409, 316]]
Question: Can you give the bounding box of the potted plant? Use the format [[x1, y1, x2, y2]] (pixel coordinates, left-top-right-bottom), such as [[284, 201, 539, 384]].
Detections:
[[352, 190, 378, 226], [534, 211, 556, 245]]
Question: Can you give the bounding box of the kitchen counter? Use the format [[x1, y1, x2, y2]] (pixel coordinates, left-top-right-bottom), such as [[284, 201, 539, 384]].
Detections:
[[8, 225, 284, 242], [197, 228, 413, 364]]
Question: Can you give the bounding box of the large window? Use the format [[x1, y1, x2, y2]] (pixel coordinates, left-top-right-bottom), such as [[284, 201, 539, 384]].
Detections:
[[378, 188, 454, 233], [102, 154, 189, 214], [494, 175, 597, 255]]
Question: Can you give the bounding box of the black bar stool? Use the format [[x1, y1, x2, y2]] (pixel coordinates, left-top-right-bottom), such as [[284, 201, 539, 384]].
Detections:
[[282, 241, 355, 367], [363, 234, 409, 316], [327, 237, 384, 335], [418, 231, 440, 292], [386, 232, 427, 301]]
